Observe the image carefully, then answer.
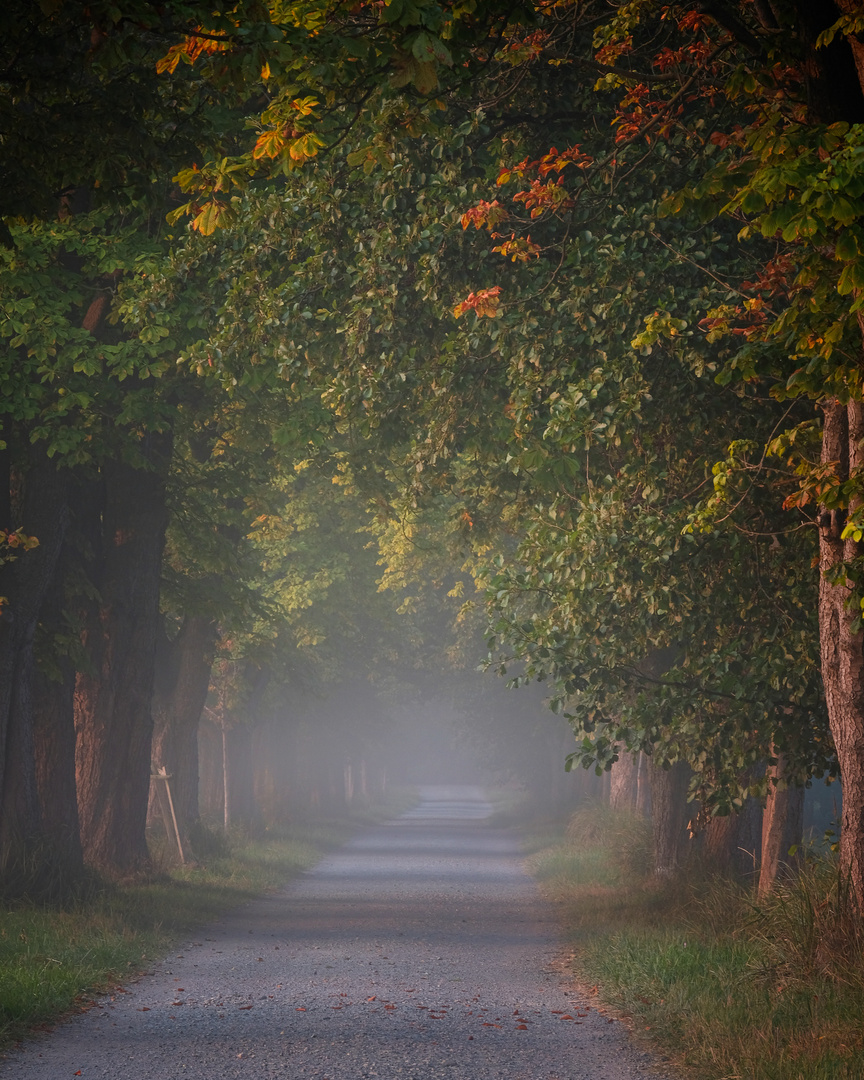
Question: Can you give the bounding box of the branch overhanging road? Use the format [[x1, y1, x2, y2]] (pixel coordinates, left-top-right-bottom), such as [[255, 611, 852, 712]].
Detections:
[[2, 786, 669, 1080]]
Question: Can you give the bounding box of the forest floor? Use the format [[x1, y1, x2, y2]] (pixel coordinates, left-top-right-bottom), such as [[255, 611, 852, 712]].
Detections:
[[0, 786, 665, 1080], [527, 804, 864, 1080]]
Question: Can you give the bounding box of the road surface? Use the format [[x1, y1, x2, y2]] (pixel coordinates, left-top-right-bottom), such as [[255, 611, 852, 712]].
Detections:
[[1, 786, 667, 1080]]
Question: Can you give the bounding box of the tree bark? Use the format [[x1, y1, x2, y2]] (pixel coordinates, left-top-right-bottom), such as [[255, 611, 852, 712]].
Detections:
[[635, 751, 650, 816], [703, 813, 737, 873], [32, 532, 82, 873], [149, 615, 216, 848], [610, 747, 639, 811], [649, 758, 690, 877], [0, 450, 70, 886], [224, 723, 260, 833], [818, 398, 864, 909], [74, 433, 172, 875], [758, 748, 805, 898]]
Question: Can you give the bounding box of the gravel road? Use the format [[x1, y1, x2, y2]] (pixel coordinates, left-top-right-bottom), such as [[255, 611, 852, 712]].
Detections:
[[1, 785, 669, 1080]]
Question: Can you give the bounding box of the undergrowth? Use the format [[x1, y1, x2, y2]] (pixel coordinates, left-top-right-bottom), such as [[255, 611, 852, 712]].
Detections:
[[530, 803, 864, 1080]]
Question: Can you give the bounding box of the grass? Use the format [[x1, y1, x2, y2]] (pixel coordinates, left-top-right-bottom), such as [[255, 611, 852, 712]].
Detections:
[[528, 804, 864, 1080], [0, 794, 417, 1049]]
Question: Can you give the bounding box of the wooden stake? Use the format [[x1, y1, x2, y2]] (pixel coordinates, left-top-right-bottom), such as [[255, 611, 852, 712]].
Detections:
[[151, 768, 186, 864]]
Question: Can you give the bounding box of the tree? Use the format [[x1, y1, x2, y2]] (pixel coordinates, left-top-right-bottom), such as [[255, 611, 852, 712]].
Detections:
[[155, 2, 835, 884]]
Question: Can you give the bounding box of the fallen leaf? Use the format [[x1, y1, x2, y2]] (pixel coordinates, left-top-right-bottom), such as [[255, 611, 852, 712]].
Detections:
[[515, 1024, 528, 1030], [238, 1005, 253, 1011], [367, 996, 376, 1002], [295, 1007, 306, 1012], [138, 1007, 150, 1012]]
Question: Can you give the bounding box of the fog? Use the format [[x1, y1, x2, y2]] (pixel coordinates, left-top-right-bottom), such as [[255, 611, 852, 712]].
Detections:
[[193, 664, 593, 834]]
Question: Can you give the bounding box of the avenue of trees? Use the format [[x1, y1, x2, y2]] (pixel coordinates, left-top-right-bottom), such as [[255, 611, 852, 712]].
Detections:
[[4, 0, 864, 911]]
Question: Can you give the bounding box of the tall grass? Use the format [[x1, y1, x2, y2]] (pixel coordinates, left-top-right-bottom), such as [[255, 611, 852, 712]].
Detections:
[[530, 804, 864, 1080]]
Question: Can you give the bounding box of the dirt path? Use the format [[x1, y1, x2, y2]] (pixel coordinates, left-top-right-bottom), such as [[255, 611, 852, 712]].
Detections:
[[1, 786, 668, 1080]]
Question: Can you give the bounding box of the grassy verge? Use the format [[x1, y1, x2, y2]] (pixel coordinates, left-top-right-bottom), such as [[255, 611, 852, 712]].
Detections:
[[0, 793, 417, 1049], [528, 805, 864, 1080]]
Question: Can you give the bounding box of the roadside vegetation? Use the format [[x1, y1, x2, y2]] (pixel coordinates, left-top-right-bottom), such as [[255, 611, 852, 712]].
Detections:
[[530, 806, 864, 1080], [0, 792, 417, 1050]]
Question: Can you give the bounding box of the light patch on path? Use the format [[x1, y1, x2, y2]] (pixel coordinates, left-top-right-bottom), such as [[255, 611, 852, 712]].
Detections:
[[0, 786, 669, 1080]]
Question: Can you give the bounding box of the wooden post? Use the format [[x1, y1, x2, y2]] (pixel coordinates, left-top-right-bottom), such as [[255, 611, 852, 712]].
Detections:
[[151, 768, 186, 864]]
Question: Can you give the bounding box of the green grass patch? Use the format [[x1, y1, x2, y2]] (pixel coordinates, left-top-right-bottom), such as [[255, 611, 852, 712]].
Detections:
[[529, 805, 864, 1080], [0, 820, 342, 1048]]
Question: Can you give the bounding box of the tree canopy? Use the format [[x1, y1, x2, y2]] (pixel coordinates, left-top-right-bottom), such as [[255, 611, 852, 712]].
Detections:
[[5, 0, 864, 909]]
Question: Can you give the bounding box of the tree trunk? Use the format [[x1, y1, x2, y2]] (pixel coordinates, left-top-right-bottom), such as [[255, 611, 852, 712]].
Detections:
[[224, 724, 260, 833], [649, 758, 690, 877], [758, 748, 805, 898], [600, 764, 611, 805], [703, 813, 737, 872], [149, 615, 216, 849], [0, 450, 70, 887], [635, 751, 651, 816], [818, 398, 864, 909], [74, 434, 172, 874], [610, 748, 638, 811], [32, 533, 82, 873], [221, 719, 230, 830]]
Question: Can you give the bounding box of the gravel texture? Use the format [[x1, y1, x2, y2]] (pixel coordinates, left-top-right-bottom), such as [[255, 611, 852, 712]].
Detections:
[[0, 785, 670, 1080]]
